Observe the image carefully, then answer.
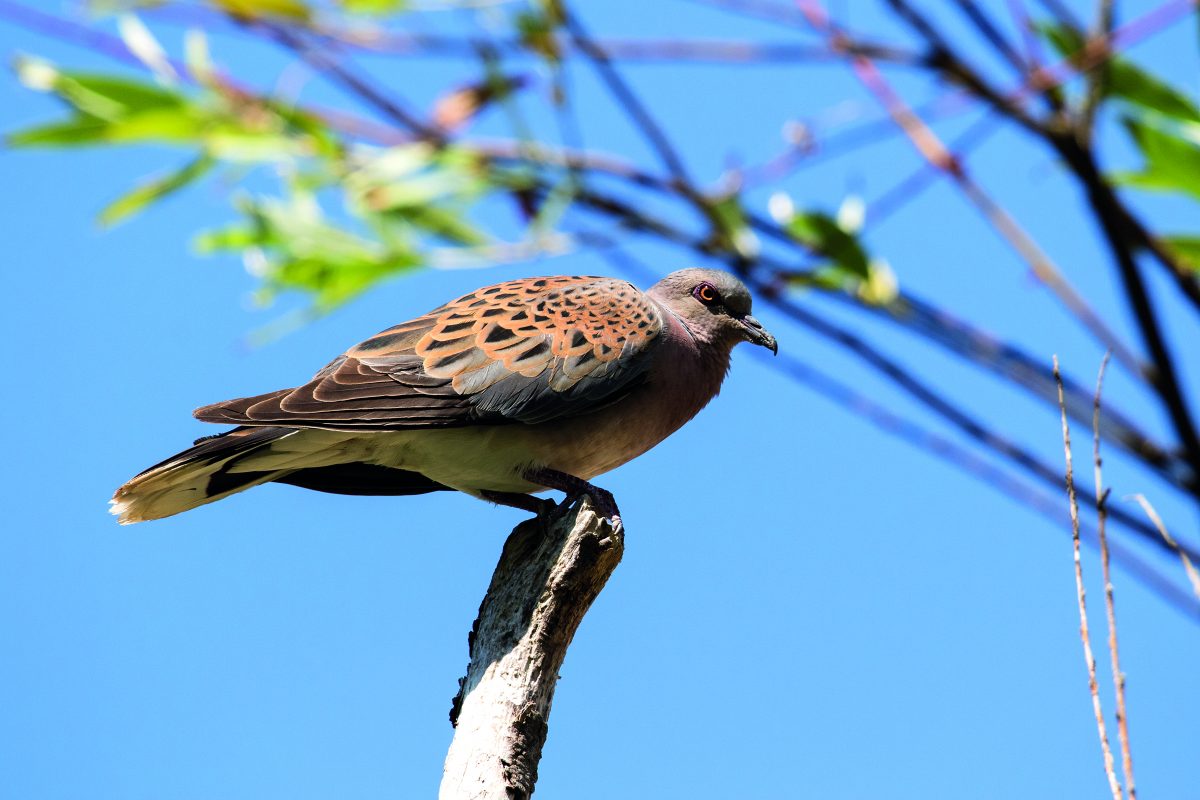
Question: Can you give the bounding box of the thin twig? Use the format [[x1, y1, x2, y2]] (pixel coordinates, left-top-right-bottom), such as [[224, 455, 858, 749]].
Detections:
[[866, 0, 1200, 484], [561, 10, 695, 192], [948, 0, 1028, 72], [1020, 0, 1197, 102], [1033, 0, 1085, 29], [1093, 353, 1136, 800], [802, 287, 1185, 485], [889, 0, 1200, 314], [1050, 136, 1200, 494], [1080, 0, 1116, 140], [1055, 355, 1123, 800], [864, 111, 1003, 227], [1004, 0, 1047, 68], [1130, 495, 1200, 600], [800, 0, 1150, 380], [738, 93, 975, 187], [147, 2, 926, 64], [251, 20, 446, 143]]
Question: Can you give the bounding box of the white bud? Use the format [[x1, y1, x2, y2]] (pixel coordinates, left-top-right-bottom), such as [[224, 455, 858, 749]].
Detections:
[[837, 194, 866, 233], [16, 57, 58, 92], [768, 192, 795, 223], [243, 248, 270, 278]]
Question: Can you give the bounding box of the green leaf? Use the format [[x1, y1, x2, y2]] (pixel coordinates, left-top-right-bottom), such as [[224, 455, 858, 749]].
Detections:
[[10, 62, 340, 161], [7, 118, 111, 147], [1108, 63, 1200, 123], [15, 58, 186, 119], [208, 195, 425, 311], [205, 129, 314, 161], [193, 224, 259, 254], [515, 10, 562, 63], [8, 105, 202, 147], [389, 205, 487, 246], [1116, 116, 1200, 201], [706, 193, 758, 258], [99, 155, 214, 226], [102, 106, 209, 143], [1037, 21, 1084, 63], [785, 211, 871, 278], [265, 102, 341, 160], [210, 0, 312, 21], [340, 0, 407, 14], [1037, 22, 1200, 122], [358, 171, 475, 208], [1162, 235, 1200, 271], [62, 74, 184, 112]]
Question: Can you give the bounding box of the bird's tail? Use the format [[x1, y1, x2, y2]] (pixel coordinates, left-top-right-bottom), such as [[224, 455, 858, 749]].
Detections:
[[110, 426, 297, 524]]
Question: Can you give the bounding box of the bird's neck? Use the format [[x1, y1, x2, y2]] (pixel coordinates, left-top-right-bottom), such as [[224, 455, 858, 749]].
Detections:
[[652, 309, 735, 420]]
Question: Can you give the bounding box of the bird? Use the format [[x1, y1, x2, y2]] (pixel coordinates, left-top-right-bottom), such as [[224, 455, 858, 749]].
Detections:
[[110, 268, 777, 525]]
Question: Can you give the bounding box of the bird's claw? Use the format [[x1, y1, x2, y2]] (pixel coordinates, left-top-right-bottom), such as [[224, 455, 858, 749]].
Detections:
[[522, 468, 621, 527], [542, 488, 621, 528]]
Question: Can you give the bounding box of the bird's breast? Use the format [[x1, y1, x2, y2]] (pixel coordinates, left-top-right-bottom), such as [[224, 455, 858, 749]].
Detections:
[[366, 331, 730, 494], [514, 333, 730, 480]]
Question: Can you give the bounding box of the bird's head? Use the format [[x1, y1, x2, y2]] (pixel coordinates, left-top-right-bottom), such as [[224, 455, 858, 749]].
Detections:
[[648, 268, 778, 355]]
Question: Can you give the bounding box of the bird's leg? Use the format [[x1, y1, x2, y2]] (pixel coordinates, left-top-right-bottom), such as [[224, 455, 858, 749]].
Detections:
[[480, 490, 558, 517], [522, 467, 622, 524]]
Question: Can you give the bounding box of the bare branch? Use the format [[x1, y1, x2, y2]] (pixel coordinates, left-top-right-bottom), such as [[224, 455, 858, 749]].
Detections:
[[1032, 0, 1085, 30], [1055, 356, 1123, 800], [1080, 0, 1116, 140], [561, 9, 695, 192], [863, 111, 1002, 226], [1093, 354, 1137, 800], [1020, 0, 1198, 102], [442, 499, 623, 799], [947, 0, 1028, 72], [147, 3, 926, 64], [1049, 136, 1200, 495], [800, 0, 1150, 379], [1004, 0, 1048, 68], [1131, 495, 1200, 600], [816, 289, 1184, 485], [248, 20, 446, 142]]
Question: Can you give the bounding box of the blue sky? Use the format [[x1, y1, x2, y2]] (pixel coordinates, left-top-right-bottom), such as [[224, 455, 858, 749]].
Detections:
[[2, 2, 1199, 798]]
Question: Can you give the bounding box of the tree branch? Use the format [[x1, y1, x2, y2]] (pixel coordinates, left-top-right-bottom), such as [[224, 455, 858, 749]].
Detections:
[[145, 4, 926, 65], [561, 9, 696, 192], [948, 0, 1029, 73], [442, 499, 624, 800], [1050, 136, 1200, 494], [805, 0, 1149, 380]]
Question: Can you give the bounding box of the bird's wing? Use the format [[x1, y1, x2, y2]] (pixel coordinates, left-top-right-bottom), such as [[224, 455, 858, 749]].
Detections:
[[194, 275, 666, 429]]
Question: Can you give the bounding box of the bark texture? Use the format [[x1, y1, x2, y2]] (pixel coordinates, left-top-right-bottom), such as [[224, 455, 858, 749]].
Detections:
[[440, 498, 624, 800]]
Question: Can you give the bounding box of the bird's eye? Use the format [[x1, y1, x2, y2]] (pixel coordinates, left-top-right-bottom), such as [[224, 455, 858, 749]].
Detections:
[[693, 282, 721, 306]]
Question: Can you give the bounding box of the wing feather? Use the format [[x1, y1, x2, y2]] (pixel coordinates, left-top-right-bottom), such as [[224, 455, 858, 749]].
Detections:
[[194, 275, 664, 429]]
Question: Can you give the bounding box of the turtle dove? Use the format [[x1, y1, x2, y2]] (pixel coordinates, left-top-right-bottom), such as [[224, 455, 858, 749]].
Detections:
[[111, 268, 777, 524]]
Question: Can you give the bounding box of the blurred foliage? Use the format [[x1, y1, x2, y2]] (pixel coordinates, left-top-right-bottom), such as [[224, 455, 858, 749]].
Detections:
[[6, 4, 1200, 319], [8, 35, 503, 317]]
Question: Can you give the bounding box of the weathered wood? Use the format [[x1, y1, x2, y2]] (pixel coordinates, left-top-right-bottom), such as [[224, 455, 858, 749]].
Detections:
[[440, 498, 624, 800]]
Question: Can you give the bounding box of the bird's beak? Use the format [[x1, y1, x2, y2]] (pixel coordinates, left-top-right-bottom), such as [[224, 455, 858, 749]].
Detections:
[[739, 315, 778, 355]]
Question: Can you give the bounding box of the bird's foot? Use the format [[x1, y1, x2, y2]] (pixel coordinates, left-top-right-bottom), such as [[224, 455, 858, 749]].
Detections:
[[523, 468, 622, 526], [481, 490, 557, 518]]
